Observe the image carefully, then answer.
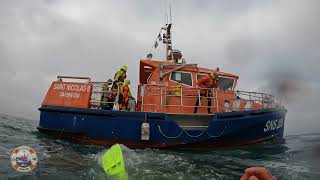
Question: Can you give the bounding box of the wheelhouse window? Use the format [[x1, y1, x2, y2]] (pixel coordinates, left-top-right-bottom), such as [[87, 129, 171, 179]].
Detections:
[[196, 74, 206, 81], [196, 74, 234, 90], [218, 77, 234, 90], [170, 72, 192, 86]]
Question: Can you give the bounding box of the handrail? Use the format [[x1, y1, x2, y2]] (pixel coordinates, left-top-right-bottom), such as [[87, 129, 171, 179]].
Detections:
[[57, 76, 91, 82], [87, 82, 281, 112], [160, 63, 198, 79], [90, 100, 114, 104], [161, 64, 188, 78], [89, 81, 133, 110], [141, 84, 275, 98], [140, 84, 281, 113]]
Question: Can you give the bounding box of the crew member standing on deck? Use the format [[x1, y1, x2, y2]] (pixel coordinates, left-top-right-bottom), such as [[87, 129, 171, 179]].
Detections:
[[120, 80, 132, 111], [193, 72, 219, 114], [113, 65, 127, 84], [101, 79, 114, 110], [110, 65, 128, 110], [112, 65, 128, 98]]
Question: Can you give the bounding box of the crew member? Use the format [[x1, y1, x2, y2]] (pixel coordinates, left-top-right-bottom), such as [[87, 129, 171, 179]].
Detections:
[[112, 65, 128, 92], [111, 65, 128, 108], [120, 80, 132, 111], [193, 72, 219, 114], [113, 65, 127, 84], [101, 79, 113, 110]]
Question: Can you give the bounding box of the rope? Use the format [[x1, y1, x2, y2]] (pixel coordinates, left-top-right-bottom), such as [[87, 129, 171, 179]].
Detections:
[[205, 123, 227, 138], [183, 129, 206, 138], [157, 125, 184, 139], [157, 121, 227, 139]]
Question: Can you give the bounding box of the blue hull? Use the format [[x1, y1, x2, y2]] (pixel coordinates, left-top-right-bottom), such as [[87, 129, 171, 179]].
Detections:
[[38, 105, 287, 149]]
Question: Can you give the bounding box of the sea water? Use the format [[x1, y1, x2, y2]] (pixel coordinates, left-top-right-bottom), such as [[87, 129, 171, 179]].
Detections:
[[0, 114, 319, 180]]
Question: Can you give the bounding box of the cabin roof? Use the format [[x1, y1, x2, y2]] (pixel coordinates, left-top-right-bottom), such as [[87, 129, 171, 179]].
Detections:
[[139, 59, 239, 84]]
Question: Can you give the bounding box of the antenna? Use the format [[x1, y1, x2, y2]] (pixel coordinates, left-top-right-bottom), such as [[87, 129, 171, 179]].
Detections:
[[164, 1, 173, 61], [170, 3, 172, 24], [164, 0, 167, 24]]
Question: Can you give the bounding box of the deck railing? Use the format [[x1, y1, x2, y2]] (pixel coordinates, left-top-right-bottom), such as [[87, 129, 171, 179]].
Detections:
[[89, 82, 115, 108], [88, 82, 282, 113], [139, 84, 282, 113], [57, 75, 91, 82], [89, 82, 134, 111]]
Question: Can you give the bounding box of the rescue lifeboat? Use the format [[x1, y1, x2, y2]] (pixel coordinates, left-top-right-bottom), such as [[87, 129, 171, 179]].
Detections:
[[37, 22, 287, 149]]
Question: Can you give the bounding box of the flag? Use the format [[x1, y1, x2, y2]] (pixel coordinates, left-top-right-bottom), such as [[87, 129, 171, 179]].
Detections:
[[154, 41, 158, 48], [146, 53, 153, 59], [158, 33, 162, 41]]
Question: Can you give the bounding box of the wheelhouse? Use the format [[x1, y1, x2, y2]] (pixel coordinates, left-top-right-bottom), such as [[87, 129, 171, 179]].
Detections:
[[135, 59, 276, 114]]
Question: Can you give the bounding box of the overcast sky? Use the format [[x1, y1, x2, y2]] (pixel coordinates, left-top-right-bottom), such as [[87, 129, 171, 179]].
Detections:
[[0, 0, 319, 135]]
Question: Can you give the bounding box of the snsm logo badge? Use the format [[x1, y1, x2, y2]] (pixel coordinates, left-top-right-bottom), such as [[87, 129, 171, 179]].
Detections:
[[11, 146, 38, 173]]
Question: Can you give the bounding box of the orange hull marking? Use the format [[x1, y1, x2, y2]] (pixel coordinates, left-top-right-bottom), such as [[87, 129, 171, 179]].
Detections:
[[42, 81, 92, 108]]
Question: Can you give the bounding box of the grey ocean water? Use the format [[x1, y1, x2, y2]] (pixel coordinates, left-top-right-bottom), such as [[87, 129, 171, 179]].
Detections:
[[0, 114, 319, 180]]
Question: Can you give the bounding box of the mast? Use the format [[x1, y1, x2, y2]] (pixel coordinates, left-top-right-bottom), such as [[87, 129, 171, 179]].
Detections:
[[164, 2, 173, 61], [146, 0, 178, 62], [164, 23, 172, 61]]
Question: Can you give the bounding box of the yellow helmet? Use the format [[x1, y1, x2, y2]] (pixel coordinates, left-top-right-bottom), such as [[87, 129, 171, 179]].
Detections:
[[210, 72, 219, 80], [120, 65, 128, 72]]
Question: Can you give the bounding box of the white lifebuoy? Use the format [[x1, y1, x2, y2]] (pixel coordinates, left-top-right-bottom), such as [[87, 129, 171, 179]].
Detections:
[[244, 101, 252, 111], [233, 98, 240, 111], [223, 100, 230, 112]]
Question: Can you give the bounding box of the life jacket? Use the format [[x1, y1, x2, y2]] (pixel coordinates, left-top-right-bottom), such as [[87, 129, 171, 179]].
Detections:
[[120, 84, 131, 99], [114, 70, 126, 83], [174, 84, 182, 96], [118, 74, 126, 83], [198, 76, 218, 95], [123, 86, 131, 100]]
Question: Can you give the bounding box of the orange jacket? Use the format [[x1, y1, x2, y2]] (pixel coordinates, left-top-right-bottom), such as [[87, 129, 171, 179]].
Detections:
[[123, 86, 130, 99], [198, 75, 218, 95]]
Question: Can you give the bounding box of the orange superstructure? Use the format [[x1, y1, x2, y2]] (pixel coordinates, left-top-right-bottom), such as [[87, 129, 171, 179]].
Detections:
[[136, 59, 263, 114]]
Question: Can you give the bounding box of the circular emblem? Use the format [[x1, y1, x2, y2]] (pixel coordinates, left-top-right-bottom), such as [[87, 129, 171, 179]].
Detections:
[[11, 146, 38, 173]]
